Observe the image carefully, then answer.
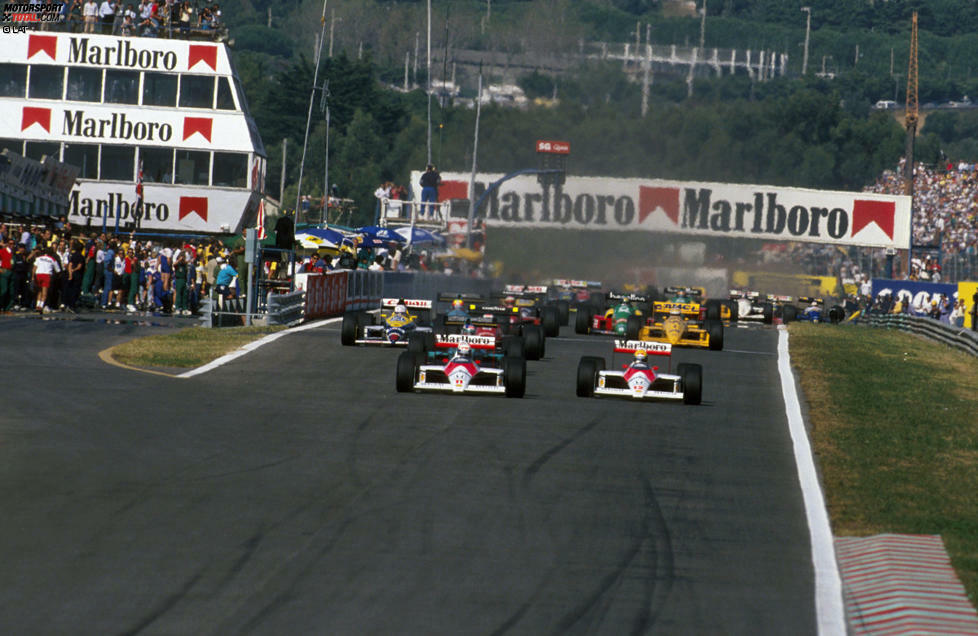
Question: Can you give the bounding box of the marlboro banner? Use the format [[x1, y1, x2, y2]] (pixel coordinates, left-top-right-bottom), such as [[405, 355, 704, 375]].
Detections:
[[416, 172, 912, 250]]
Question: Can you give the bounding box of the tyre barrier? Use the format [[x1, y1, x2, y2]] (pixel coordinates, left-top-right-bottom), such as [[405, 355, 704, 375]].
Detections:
[[858, 313, 978, 357]]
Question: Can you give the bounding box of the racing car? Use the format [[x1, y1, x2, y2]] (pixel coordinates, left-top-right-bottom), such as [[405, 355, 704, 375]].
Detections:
[[576, 339, 702, 404], [575, 292, 649, 336], [636, 300, 723, 350], [497, 285, 562, 335], [779, 297, 846, 324], [729, 290, 775, 324], [396, 335, 526, 398], [437, 293, 546, 359], [340, 298, 433, 346]]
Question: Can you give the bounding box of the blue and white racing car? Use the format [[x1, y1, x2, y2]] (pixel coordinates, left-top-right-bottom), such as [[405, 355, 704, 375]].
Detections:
[[341, 298, 434, 347]]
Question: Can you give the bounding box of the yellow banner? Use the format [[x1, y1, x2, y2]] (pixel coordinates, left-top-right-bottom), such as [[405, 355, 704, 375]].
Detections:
[[731, 271, 839, 297], [958, 281, 978, 329]]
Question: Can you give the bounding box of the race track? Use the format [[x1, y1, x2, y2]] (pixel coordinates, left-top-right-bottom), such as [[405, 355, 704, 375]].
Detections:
[[0, 317, 816, 635]]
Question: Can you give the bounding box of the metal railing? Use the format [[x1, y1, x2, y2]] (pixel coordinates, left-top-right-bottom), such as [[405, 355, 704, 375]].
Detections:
[[858, 312, 978, 357]]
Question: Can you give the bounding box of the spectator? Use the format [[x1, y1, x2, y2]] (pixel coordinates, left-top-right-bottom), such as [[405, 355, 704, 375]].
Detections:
[[214, 256, 237, 300], [98, 0, 116, 34], [0, 237, 12, 312], [83, 0, 98, 32], [419, 164, 441, 219]]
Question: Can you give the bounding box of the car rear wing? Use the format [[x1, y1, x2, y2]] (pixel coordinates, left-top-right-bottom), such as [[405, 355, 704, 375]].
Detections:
[[664, 286, 704, 297], [798, 296, 824, 304], [766, 294, 794, 303], [608, 291, 650, 304], [653, 300, 701, 315], [441, 316, 498, 327], [437, 292, 485, 303], [552, 279, 602, 289], [382, 298, 433, 309], [612, 339, 672, 356], [434, 334, 497, 350]]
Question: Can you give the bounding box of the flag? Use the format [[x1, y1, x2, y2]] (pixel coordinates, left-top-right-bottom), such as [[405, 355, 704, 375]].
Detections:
[[256, 199, 267, 239]]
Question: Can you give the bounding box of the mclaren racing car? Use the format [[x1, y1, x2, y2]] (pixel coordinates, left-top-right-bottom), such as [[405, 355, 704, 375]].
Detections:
[[396, 336, 526, 398], [576, 340, 702, 404]]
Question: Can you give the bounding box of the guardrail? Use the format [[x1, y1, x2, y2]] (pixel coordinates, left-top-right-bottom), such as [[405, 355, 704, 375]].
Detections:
[[859, 312, 978, 357], [267, 290, 305, 326]]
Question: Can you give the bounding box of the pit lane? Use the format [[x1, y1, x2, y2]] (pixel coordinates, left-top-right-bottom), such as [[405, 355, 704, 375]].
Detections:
[[0, 318, 816, 634]]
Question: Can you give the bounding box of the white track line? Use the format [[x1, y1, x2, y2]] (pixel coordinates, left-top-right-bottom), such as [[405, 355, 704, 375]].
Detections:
[[177, 316, 342, 378], [777, 326, 846, 635]]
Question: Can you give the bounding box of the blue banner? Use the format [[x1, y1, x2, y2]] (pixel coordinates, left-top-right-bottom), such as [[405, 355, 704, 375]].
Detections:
[[871, 278, 957, 316]]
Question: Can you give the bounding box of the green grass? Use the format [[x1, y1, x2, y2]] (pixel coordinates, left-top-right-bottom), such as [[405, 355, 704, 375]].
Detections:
[[789, 323, 978, 602], [111, 325, 286, 369]]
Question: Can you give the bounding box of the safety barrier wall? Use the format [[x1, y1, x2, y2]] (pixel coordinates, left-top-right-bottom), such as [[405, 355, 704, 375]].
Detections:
[[859, 312, 978, 357], [267, 290, 306, 326]]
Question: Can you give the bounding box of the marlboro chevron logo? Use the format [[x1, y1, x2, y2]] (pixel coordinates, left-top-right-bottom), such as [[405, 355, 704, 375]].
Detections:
[[429, 173, 911, 250]]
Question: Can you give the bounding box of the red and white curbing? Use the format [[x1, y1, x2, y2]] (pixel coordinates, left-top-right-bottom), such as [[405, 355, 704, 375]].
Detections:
[[836, 534, 978, 634]]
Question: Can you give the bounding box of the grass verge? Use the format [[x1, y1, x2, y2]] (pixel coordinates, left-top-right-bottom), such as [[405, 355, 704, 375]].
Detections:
[[789, 322, 978, 602], [110, 325, 286, 369]]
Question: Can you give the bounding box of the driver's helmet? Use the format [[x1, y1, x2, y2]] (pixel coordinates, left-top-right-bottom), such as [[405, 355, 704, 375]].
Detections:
[[503, 295, 516, 308], [810, 300, 819, 307], [462, 321, 477, 335], [452, 298, 464, 310], [457, 342, 472, 356], [634, 349, 647, 364], [394, 304, 407, 316], [669, 306, 681, 316]]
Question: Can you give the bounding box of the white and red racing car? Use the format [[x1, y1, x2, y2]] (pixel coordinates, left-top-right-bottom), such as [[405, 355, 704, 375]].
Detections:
[[576, 339, 702, 404], [396, 334, 526, 398]]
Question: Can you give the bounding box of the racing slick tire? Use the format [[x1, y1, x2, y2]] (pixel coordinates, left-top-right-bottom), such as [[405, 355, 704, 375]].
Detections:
[[341, 312, 359, 346], [523, 324, 545, 360], [542, 306, 560, 338], [723, 299, 739, 322], [396, 351, 417, 392], [556, 300, 570, 326], [706, 320, 724, 351], [407, 333, 427, 352], [677, 363, 702, 405], [590, 292, 606, 310], [503, 336, 525, 359], [705, 299, 722, 321], [829, 305, 845, 324], [761, 303, 774, 325], [503, 356, 527, 398], [575, 305, 592, 334], [576, 357, 598, 397], [782, 304, 798, 323], [626, 314, 643, 340]]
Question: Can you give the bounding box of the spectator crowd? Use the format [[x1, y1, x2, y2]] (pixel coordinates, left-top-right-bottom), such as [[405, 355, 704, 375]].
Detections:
[[56, 0, 224, 38]]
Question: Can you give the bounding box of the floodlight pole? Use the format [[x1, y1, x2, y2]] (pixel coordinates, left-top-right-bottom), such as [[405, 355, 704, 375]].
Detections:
[[295, 0, 328, 219], [466, 69, 482, 249]]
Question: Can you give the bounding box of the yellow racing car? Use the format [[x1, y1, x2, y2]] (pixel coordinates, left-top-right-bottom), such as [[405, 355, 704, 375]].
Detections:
[[635, 300, 724, 351]]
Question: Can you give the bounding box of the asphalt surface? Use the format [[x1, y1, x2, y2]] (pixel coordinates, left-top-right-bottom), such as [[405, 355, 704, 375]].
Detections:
[[0, 315, 816, 635]]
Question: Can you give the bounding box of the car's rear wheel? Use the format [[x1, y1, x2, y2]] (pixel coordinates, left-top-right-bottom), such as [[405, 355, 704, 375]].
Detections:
[[705, 299, 722, 321], [407, 332, 427, 352], [503, 336, 525, 358], [396, 351, 417, 392], [542, 306, 560, 337], [626, 314, 643, 340], [707, 320, 724, 350], [829, 305, 845, 323], [761, 303, 774, 324], [340, 312, 358, 346], [556, 300, 570, 326], [782, 304, 798, 323], [524, 324, 544, 360], [678, 363, 702, 404], [503, 356, 526, 398], [575, 305, 592, 334]]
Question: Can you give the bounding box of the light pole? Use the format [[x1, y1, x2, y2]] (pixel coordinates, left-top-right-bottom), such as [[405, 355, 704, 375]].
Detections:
[[801, 7, 811, 75]]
